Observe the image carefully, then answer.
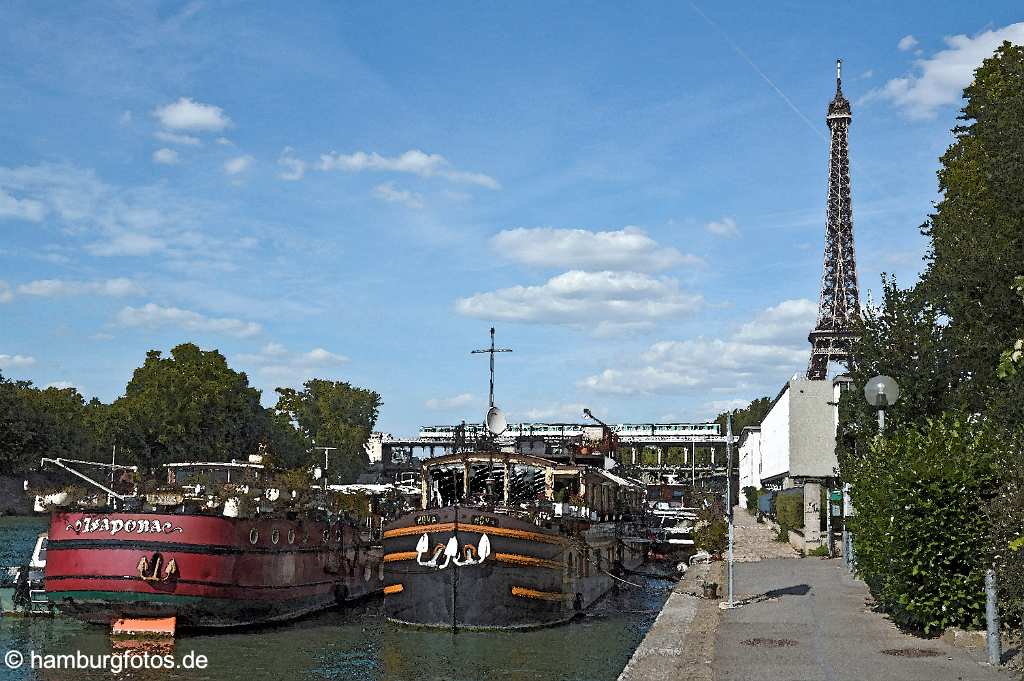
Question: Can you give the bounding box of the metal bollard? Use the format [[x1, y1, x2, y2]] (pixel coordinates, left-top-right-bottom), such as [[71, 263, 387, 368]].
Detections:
[[986, 568, 1001, 666]]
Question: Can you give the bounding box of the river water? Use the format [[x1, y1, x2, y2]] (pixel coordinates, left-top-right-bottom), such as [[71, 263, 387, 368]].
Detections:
[[0, 517, 670, 681]]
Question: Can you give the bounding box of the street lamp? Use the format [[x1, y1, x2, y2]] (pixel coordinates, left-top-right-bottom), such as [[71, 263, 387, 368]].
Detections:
[[863, 375, 899, 432], [846, 375, 901, 572]]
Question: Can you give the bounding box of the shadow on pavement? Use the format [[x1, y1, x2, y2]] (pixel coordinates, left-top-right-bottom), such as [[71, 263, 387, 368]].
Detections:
[[762, 584, 811, 599]]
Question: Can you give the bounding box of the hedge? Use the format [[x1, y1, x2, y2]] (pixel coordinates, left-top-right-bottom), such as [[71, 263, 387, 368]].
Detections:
[[846, 412, 1001, 635]]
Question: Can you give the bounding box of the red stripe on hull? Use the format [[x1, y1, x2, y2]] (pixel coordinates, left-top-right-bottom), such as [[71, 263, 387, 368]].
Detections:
[[46, 512, 383, 628]]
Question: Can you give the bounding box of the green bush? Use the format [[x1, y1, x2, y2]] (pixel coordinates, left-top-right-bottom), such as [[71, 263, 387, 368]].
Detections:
[[807, 545, 830, 557], [987, 453, 1024, 630], [774, 525, 789, 543], [694, 519, 728, 556], [846, 412, 1001, 635], [742, 486, 759, 514], [776, 493, 804, 529]]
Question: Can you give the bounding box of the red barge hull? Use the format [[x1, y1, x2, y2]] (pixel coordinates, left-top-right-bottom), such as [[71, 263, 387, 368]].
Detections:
[[45, 511, 383, 629]]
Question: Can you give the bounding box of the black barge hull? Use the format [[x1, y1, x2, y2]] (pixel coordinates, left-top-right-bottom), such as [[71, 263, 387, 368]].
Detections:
[[383, 506, 645, 629]]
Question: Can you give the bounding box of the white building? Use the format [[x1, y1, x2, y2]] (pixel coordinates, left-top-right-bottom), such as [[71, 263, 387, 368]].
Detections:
[[740, 376, 852, 546], [737, 426, 762, 508], [758, 377, 838, 486]]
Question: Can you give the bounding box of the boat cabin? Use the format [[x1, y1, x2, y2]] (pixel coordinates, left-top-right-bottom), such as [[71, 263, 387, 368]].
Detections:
[[419, 451, 644, 520]]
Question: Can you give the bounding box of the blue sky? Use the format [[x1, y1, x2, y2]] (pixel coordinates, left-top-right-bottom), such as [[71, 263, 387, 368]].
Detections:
[[1, 2, 1022, 435]]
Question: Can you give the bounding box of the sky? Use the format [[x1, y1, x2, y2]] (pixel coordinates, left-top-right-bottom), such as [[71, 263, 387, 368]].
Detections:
[[1, 2, 1022, 436]]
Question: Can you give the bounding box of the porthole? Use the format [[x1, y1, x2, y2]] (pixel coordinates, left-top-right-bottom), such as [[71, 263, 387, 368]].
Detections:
[[271, 529, 280, 545], [287, 528, 296, 545], [249, 528, 259, 545], [322, 529, 329, 543]]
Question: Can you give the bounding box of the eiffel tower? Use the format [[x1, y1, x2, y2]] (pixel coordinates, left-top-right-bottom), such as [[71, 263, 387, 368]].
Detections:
[[807, 59, 861, 381]]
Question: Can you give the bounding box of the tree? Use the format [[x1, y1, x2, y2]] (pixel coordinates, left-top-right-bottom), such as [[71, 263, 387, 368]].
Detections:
[[714, 396, 771, 434], [918, 41, 1024, 416], [114, 344, 269, 472], [0, 373, 47, 473], [275, 379, 381, 484]]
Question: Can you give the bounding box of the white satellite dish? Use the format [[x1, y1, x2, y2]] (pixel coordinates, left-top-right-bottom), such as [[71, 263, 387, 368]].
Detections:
[[485, 406, 507, 435]]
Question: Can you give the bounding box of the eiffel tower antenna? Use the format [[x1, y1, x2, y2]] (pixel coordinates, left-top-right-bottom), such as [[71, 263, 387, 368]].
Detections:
[[807, 59, 861, 380], [471, 327, 512, 407]]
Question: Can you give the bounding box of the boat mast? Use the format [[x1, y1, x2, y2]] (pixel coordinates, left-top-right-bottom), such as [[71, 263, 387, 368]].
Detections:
[[471, 327, 512, 408]]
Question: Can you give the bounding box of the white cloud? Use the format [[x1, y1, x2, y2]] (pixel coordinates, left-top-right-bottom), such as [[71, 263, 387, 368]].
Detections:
[[897, 35, 919, 52], [705, 216, 739, 238], [16, 278, 144, 298], [318, 149, 499, 189], [373, 182, 423, 209], [0, 189, 47, 222], [0, 155, 271, 272], [235, 343, 349, 389], [733, 298, 817, 344], [223, 155, 254, 176], [153, 97, 231, 131], [152, 148, 180, 165], [867, 23, 1024, 119], [424, 393, 475, 410], [579, 298, 816, 396], [277, 147, 306, 181], [512, 402, 589, 421], [0, 281, 12, 303], [86, 232, 165, 256], [455, 270, 702, 328], [491, 227, 700, 271], [154, 130, 201, 146], [0, 354, 36, 369], [91, 332, 115, 341], [116, 303, 261, 338], [118, 110, 133, 126], [216, 137, 233, 146], [45, 381, 80, 391]]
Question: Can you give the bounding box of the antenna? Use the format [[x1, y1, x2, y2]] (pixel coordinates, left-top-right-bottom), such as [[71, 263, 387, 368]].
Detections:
[[471, 327, 512, 408], [836, 58, 842, 89]]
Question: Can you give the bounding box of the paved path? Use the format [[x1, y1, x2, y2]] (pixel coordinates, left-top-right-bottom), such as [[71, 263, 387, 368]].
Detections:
[[730, 507, 800, 562], [618, 561, 723, 681], [712, 559, 1007, 681]]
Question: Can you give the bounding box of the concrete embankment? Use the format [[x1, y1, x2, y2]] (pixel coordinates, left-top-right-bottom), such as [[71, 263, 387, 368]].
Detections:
[[618, 560, 723, 681]]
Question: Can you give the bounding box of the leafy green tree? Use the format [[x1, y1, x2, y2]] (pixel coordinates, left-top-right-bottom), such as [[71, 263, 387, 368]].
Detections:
[[918, 41, 1024, 415], [274, 379, 381, 484], [114, 343, 269, 472], [714, 396, 771, 434], [0, 373, 47, 473]]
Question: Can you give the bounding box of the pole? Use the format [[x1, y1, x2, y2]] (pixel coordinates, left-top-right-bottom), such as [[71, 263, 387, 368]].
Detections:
[[471, 327, 512, 409], [986, 568, 1001, 666], [726, 412, 734, 608], [109, 444, 117, 508]]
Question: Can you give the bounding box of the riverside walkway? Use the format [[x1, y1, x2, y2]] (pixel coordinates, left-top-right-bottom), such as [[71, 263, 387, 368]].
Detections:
[[620, 508, 1010, 681]]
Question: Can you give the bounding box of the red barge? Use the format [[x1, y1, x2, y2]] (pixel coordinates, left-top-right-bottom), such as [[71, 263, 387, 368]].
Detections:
[[40, 457, 391, 630]]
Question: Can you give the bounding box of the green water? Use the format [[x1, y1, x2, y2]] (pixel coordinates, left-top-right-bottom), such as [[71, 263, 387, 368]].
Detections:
[[0, 517, 669, 681]]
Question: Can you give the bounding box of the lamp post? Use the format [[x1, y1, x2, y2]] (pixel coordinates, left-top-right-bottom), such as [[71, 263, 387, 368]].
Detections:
[[863, 375, 900, 434], [846, 376, 901, 571]]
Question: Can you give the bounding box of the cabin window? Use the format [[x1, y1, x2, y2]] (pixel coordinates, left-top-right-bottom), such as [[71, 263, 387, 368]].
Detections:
[[287, 529, 296, 545], [249, 528, 259, 545], [271, 529, 280, 545]]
